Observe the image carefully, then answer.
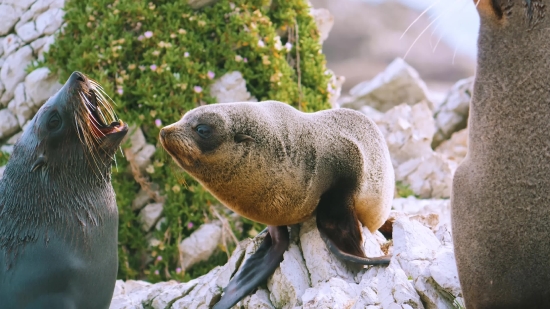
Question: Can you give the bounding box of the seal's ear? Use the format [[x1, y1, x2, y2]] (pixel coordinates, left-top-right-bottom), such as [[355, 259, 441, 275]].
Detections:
[[30, 155, 46, 173], [234, 133, 254, 144]]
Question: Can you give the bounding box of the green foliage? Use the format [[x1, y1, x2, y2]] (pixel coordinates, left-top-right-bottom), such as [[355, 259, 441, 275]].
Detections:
[[0, 151, 9, 166], [395, 181, 417, 198], [42, 0, 332, 282]]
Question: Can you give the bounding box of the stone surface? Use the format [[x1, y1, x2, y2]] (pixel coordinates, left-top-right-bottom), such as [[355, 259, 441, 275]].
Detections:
[[0, 166, 5, 180], [1, 34, 23, 59], [0, 108, 20, 139], [432, 77, 473, 148], [35, 8, 64, 36], [139, 203, 164, 232], [24, 67, 62, 108], [435, 128, 468, 165], [179, 221, 222, 270], [210, 71, 257, 103], [7, 82, 33, 126], [0, 45, 34, 105], [0, 4, 22, 36], [112, 212, 461, 308], [187, 0, 220, 10], [343, 58, 434, 112], [310, 7, 334, 44]]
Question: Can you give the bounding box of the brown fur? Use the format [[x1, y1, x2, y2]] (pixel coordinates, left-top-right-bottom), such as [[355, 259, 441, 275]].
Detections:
[[160, 100, 394, 259], [452, 1, 550, 308]]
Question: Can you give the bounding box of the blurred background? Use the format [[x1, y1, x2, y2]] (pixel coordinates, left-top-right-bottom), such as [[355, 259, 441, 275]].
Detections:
[[311, 0, 479, 96]]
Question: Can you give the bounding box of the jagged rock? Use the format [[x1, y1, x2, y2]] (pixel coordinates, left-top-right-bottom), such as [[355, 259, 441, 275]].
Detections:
[[395, 152, 456, 199], [435, 128, 468, 165], [343, 58, 434, 112], [123, 125, 157, 173], [1, 34, 23, 60], [179, 221, 222, 270], [35, 8, 65, 36], [0, 4, 23, 36], [376, 102, 435, 167], [0, 109, 20, 139], [6, 131, 23, 145], [310, 7, 334, 44], [25, 67, 62, 107], [0, 45, 34, 105], [0, 37, 3, 58], [113, 212, 460, 309], [16, 21, 41, 43], [392, 217, 460, 309], [7, 82, 33, 126], [132, 188, 153, 211], [35, 35, 55, 60], [327, 70, 345, 109], [432, 77, 474, 148], [0, 166, 5, 180], [139, 203, 164, 232], [210, 71, 257, 103], [391, 197, 451, 229]]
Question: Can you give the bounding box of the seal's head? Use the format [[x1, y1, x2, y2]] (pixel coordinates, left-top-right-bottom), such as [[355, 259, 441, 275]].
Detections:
[[8, 71, 128, 176], [158, 103, 255, 175]]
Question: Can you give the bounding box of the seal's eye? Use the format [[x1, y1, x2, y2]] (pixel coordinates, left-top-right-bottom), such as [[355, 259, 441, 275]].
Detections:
[[196, 124, 212, 139], [47, 113, 61, 130]]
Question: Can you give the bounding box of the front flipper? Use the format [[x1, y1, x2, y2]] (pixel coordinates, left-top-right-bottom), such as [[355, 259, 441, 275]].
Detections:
[[213, 225, 289, 309], [316, 181, 391, 266]]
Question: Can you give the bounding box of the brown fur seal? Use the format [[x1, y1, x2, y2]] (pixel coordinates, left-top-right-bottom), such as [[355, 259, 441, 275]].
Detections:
[[0, 71, 128, 309], [159, 100, 394, 309], [451, 1, 550, 307]]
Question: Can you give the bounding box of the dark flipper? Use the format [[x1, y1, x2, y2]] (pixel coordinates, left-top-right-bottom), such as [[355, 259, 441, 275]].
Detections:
[[316, 180, 391, 266], [212, 225, 289, 309]]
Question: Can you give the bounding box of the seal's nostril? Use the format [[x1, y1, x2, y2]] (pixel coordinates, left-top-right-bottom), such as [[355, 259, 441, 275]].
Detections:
[[76, 75, 85, 82], [160, 128, 166, 139]]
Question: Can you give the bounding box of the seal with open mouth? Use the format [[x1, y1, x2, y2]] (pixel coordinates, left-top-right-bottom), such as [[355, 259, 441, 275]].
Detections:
[[160, 100, 394, 309], [0, 71, 128, 309]]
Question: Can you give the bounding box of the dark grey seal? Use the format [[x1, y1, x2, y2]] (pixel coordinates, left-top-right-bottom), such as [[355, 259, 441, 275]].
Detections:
[[452, 0, 550, 308], [0, 71, 128, 309]]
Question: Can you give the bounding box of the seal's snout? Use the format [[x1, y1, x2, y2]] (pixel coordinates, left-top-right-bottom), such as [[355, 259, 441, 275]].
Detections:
[[68, 71, 87, 85]]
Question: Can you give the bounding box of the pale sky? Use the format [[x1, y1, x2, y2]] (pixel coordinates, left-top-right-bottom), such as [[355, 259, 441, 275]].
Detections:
[[365, 0, 480, 59]]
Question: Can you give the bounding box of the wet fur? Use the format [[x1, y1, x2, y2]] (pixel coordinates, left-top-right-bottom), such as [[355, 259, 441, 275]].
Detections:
[[0, 72, 127, 309], [452, 1, 550, 307]]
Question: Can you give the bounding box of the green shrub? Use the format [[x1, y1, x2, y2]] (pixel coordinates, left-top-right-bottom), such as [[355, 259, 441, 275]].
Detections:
[[41, 0, 333, 282], [0, 151, 9, 166]]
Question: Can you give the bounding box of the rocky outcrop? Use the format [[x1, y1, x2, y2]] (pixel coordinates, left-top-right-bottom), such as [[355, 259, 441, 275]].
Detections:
[[0, 0, 65, 143], [110, 205, 462, 309]]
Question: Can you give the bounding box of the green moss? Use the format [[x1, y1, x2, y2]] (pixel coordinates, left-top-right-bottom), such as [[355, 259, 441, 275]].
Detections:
[[395, 181, 417, 198], [0, 151, 9, 166], [41, 0, 332, 282]]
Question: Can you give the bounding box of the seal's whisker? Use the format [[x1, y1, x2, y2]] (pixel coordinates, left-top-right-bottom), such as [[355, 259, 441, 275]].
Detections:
[[401, 0, 441, 39], [404, 0, 461, 60]]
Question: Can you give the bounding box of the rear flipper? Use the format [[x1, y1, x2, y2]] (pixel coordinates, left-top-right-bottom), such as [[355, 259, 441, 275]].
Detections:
[[316, 181, 391, 266], [212, 225, 289, 309]]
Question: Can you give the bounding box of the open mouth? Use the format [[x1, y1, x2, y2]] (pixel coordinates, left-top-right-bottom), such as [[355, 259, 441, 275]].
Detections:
[[86, 88, 127, 137]]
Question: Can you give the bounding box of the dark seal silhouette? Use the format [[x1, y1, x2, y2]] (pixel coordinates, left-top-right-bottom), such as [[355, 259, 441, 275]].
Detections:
[[452, 0, 550, 308], [160, 100, 394, 309], [0, 71, 128, 309]]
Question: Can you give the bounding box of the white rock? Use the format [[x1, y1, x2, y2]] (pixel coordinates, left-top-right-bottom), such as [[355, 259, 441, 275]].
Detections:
[[36, 35, 55, 60], [132, 188, 152, 211], [0, 166, 5, 180], [0, 46, 34, 105], [124, 125, 147, 154], [344, 58, 433, 112], [35, 8, 64, 35], [210, 71, 257, 103], [139, 203, 164, 232], [16, 21, 40, 43], [376, 102, 435, 167], [3, 0, 35, 10], [393, 217, 454, 309], [25, 67, 62, 108], [179, 222, 222, 270], [435, 128, 468, 165], [0, 109, 20, 139], [268, 244, 311, 308], [327, 70, 345, 109], [392, 197, 451, 229], [134, 144, 156, 172], [7, 83, 33, 127], [0, 37, 4, 58], [186, 0, 220, 9], [1, 34, 23, 58], [429, 246, 461, 297], [240, 289, 275, 309], [310, 8, 334, 44], [150, 280, 198, 309], [0, 5, 22, 36], [395, 152, 456, 199], [301, 277, 359, 309], [432, 77, 473, 147]]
